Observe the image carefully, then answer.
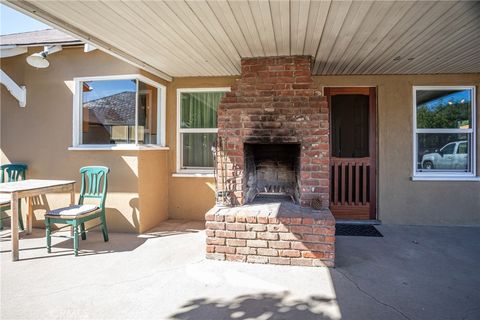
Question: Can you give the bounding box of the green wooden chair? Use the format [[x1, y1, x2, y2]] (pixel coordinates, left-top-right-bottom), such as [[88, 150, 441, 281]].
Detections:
[[0, 164, 28, 231], [45, 166, 110, 256]]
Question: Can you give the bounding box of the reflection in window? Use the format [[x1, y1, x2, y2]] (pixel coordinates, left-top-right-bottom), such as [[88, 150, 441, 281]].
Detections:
[[457, 142, 467, 154], [81, 78, 158, 145], [440, 143, 455, 155], [417, 134, 470, 171], [138, 81, 158, 144], [416, 89, 472, 129], [414, 87, 475, 175]]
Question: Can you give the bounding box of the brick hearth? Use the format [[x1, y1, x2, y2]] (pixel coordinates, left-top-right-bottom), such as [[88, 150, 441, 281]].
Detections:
[[207, 55, 335, 267], [206, 203, 335, 267]]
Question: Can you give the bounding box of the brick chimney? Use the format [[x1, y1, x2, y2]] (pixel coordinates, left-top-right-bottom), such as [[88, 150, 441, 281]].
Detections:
[[215, 56, 330, 208]]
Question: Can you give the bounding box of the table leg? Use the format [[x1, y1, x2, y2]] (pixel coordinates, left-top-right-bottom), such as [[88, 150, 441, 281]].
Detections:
[[26, 197, 33, 234], [70, 186, 75, 206], [11, 193, 19, 261]]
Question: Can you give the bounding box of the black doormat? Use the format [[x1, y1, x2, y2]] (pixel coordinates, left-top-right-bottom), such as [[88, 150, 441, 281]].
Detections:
[[335, 224, 383, 237]]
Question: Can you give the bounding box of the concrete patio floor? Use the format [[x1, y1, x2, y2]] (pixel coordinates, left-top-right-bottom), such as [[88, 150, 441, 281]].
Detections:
[[1, 220, 479, 320]]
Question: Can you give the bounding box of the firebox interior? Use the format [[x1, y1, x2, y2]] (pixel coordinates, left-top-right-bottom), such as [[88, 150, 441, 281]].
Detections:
[[244, 143, 301, 204]]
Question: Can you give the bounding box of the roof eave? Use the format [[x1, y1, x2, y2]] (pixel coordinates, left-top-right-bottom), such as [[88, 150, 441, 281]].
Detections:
[[3, 1, 172, 82], [0, 41, 84, 48]]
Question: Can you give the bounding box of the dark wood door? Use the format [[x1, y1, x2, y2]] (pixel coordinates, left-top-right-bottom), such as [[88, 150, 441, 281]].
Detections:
[[325, 87, 377, 220]]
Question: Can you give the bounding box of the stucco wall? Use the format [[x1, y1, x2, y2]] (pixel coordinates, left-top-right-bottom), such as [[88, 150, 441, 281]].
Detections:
[[2, 47, 479, 227], [138, 150, 169, 232], [167, 74, 480, 225], [166, 77, 236, 220], [1, 47, 169, 233], [314, 74, 480, 226]]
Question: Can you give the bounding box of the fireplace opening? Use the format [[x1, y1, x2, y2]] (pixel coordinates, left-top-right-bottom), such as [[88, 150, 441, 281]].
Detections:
[[244, 143, 301, 204]]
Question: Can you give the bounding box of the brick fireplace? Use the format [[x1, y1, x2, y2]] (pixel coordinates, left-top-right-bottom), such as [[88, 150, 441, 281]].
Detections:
[[206, 56, 335, 267], [215, 56, 330, 208]]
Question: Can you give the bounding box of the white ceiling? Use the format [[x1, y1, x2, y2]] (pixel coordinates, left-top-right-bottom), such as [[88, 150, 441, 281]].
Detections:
[[7, 1, 480, 79]]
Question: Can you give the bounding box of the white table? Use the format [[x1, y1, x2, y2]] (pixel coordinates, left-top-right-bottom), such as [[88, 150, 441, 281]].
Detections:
[[0, 179, 75, 261]]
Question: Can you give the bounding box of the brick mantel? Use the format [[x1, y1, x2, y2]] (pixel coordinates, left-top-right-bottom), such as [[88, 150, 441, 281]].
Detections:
[[216, 56, 330, 208]]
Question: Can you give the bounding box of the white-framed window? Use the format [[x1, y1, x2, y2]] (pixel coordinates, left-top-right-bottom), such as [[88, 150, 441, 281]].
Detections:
[[413, 86, 476, 180], [72, 74, 166, 148], [176, 88, 229, 174]]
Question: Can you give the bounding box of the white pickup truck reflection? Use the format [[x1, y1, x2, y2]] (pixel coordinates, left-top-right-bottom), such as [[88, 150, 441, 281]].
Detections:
[[421, 140, 468, 170]]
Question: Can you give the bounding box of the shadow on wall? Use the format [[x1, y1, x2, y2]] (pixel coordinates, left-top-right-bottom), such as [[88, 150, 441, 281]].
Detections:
[[1, 52, 158, 232], [169, 292, 336, 320], [0, 152, 144, 232], [129, 197, 140, 229]]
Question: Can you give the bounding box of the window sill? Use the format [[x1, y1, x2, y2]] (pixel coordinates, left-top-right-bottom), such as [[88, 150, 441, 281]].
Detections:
[[172, 173, 214, 178], [411, 176, 480, 181], [68, 145, 169, 151]]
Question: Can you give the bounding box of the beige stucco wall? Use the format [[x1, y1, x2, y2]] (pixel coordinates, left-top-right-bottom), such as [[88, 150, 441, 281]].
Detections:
[[2, 46, 479, 227], [167, 74, 480, 225], [1, 47, 169, 233], [166, 74, 480, 225], [138, 150, 169, 232], [166, 77, 236, 220], [314, 74, 480, 226]]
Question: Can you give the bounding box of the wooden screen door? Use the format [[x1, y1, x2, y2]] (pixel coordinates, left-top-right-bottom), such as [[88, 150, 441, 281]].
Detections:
[[325, 87, 377, 220]]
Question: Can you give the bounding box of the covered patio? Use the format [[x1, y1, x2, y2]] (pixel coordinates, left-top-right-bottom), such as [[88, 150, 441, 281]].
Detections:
[[2, 221, 479, 320], [1, 1, 479, 318]]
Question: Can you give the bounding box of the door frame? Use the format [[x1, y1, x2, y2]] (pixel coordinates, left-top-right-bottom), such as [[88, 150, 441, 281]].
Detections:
[[324, 86, 377, 220]]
